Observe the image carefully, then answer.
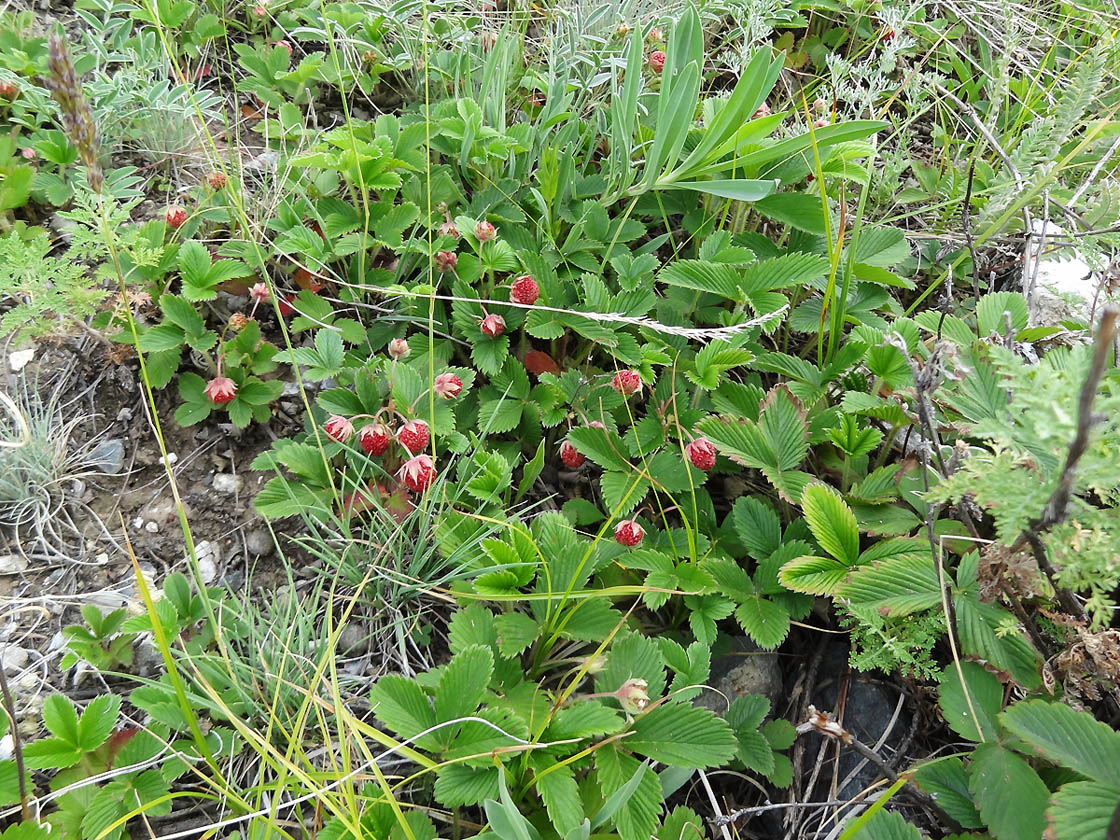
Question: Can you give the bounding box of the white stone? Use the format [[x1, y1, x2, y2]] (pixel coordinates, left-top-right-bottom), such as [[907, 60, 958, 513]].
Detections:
[[95, 552, 109, 565], [8, 348, 34, 372], [1024, 220, 1114, 326], [0, 645, 28, 673], [144, 521, 159, 533], [193, 541, 220, 584], [0, 554, 28, 575], [0, 734, 12, 761], [132, 516, 145, 529], [158, 452, 178, 466], [212, 474, 243, 494]]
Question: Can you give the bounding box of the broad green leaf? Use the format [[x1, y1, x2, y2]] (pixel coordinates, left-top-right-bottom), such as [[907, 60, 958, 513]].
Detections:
[[41, 694, 80, 745], [370, 675, 436, 739], [595, 747, 662, 840], [730, 496, 781, 559], [914, 758, 983, 829], [435, 645, 494, 723], [801, 484, 859, 565], [658, 260, 741, 299], [939, 662, 1002, 743], [842, 555, 942, 615], [847, 810, 923, 840], [536, 763, 583, 835], [968, 742, 1048, 840], [753, 193, 827, 235], [76, 694, 121, 753], [734, 596, 790, 650], [779, 555, 849, 595], [1000, 701, 1120, 787], [434, 764, 500, 808], [626, 703, 736, 769], [976, 292, 1028, 336], [567, 426, 632, 473], [1048, 781, 1120, 840]]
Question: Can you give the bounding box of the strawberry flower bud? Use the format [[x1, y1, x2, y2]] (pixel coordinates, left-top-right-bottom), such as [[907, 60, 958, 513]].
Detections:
[[510, 274, 540, 305], [249, 281, 270, 304], [474, 220, 497, 242], [397, 419, 430, 454], [480, 313, 506, 337], [435, 250, 458, 272], [359, 423, 391, 456], [685, 436, 717, 471], [614, 519, 644, 547], [204, 376, 237, 405], [614, 678, 650, 714], [434, 372, 463, 399], [610, 369, 642, 397], [324, 414, 354, 443], [388, 337, 411, 360], [399, 453, 436, 493], [439, 219, 459, 238]]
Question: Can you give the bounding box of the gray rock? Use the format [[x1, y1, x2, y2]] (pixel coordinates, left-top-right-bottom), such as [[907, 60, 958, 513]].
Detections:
[[89, 438, 126, 474], [0, 645, 29, 673], [244, 528, 274, 557], [212, 473, 243, 494], [0, 554, 28, 575], [695, 637, 783, 715]]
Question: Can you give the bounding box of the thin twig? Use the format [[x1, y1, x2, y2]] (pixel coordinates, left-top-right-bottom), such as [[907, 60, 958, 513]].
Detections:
[[0, 665, 30, 822], [1009, 305, 1119, 619]]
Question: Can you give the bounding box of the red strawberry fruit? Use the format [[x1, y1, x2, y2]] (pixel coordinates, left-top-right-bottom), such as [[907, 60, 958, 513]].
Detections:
[[510, 274, 540, 305], [559, 439, 585, 468], [611, 369, 642, 396], [359, 423, 391, 456], [204, 376, 237, 405], [165, 205, 188, 229], [324, 415, 354, 443], [397, 419, 429, 454], [649, 50, 666, 73], [480, 313, 506, 337], [685, 437, 716, 471], [399, 454, 436, 493], [615, 519, 644, 547]]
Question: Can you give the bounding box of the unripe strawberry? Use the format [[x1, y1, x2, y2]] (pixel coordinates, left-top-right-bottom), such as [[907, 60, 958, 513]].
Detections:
[[685, 436, 717, 471], [207, 171, 227, 190], [480, 313, 506, 337], [614, 519, 644, 547], [324, 414, 354, 443], [358, 423, 392, 456], [648, 50, 666, 73], [475, 220, 496, 242], [510, 274, 540, 305], [647, 26, 664, 42], [813, 97, 827, 112], [881, 27, 895, 41], [433, 372, 463, 399], [614, 677, 650, 713], [399, 454, 436, 492], [397, 419, 429, 454], [439, 219, 460, 238], [436, 250, 458, 272], [0, 81, 19, 100], [814, 117, 828, 128], [559, 439, 585, 468], [589, 421, 606, 429], [21, 147, 35, 160], [165, 205, 188, 229], [252, 3, 267, 16], [388, 338, 410, 360], [610, 369, 642, 396], [228, 313, 249, 331], [753, 103, 771, 118], [275, 40, 292, 56], [250, 282, 270, 304], [204, 376, 237, 405]]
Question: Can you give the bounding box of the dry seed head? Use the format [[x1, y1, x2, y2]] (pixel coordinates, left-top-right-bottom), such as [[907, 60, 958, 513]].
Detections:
[[44, 34, 102, 194]]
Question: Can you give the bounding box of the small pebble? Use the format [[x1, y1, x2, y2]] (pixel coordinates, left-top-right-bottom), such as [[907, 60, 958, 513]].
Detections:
[[0, 645, 29, 673], [0, 555, 28, 575], [159, 452, 178, 466], [212, 474, 243, 494], [144, 521, 159, 533]]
